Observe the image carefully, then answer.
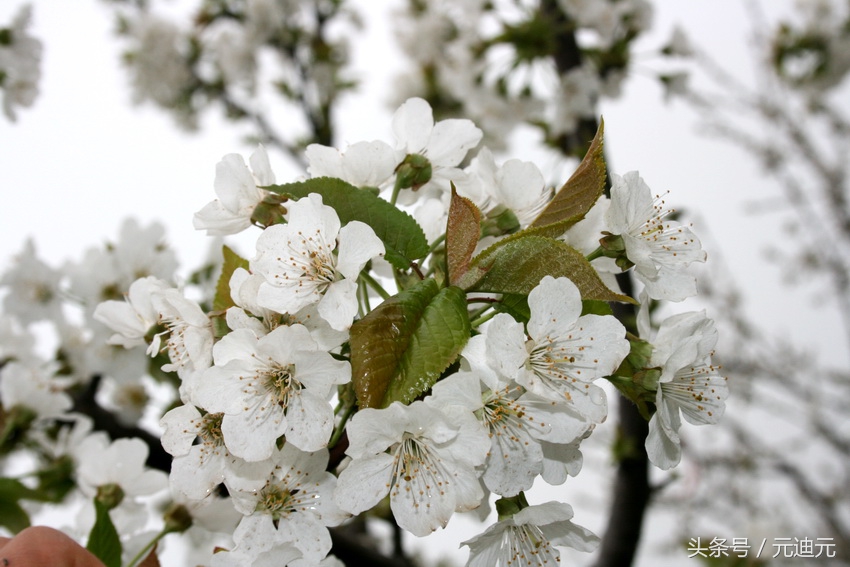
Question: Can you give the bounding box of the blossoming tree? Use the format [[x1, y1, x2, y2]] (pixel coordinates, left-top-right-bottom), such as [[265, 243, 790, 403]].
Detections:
[[0, 1, 732, 566]]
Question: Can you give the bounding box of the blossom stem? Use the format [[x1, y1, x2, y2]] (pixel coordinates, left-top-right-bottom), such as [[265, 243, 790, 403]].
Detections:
[[586, 246, 605, 262], [389, 176, 404, 206], [470, 308, 498, 329], [467, 303, 495, 322], [428, 233, 446, 254], [329, 403, 356, 449], [359, 271, 391, 300], [358, 276, 371, 317], [125, 527, 169, 567]]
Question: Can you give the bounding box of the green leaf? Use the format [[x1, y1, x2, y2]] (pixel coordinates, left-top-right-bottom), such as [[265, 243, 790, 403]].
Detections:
[[267, 177, 430, 270], [460, 235, 635, 303], [495, 293, 531, 324], [34, 455, 76, 503], [530, 118, 606, 230], [0, 498, 29, 534], [213, 245, 250, 312], [350, 279, 471, 409], [211, 245, 250, 338], [446, 185, 482, 285], [86, 499, 122, 567], [581, 299, 614, 317], [0, 478, 62, 533], [0, 478, 34, 533]]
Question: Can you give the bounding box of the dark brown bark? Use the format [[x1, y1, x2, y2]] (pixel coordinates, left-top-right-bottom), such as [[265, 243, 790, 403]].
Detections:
[[593, 389, 651, 566]]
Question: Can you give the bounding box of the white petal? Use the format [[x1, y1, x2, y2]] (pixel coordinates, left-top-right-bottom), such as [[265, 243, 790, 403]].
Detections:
[[318, 280, 359, 331], [159, 404, 201, 456], [484, 313, 529, 381], [646, 411, 682, 470], [482, 430, 543, 496], [344, 406, 405, 458], [342, 140, 398, 187], [393, 97, 434, 153], [527, 276, 582, 340], [334, 453, 394, 514], [215, 153, 262, 212], [291, 349, 351, 395], [169, 449, 226, 500], [284, 390, 334, 451], [221, 406, 284, 462], [426, 118, 482, 166], [249, 144, 275, 186], [335, 221, 385, 279], [305, 144, 345, 178]]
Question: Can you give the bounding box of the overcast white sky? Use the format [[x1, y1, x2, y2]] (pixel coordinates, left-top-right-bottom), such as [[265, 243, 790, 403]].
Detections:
[[2, 0, 847, 565]]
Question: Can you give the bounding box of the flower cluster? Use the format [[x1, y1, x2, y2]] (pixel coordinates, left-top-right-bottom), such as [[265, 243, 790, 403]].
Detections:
[[0, 97, 726, 566], [0, 4, 42, 121], [391, 0, 654, 147], [110, 0, 358, 133]]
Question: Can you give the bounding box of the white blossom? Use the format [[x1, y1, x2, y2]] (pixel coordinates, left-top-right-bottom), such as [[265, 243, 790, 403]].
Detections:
[[0, 239, 64, 325], [110, 218, 178, 286], [124, 14, 194, 113], [93, 276, 170, 349], [65, 219, 177, 318], [227, 267, 348, 351], [640, 307, 728, 470], [0, 361, 72, 419], [194, 146, 276, 236], [226, 444, 348, 563], [150, 288, 214, 379], [426, 371, 590, 497], [160, 404, 269, 500], [252, 193, 384, 331], [468, 276, 629, 423], [462, 501, 599, 567], [391, 97, 482, 198], [393, 97, 482, 170], [335, 400, 488, 537], [191, 324, 349, 459], [455, 148, 553, 228], [606, 171, 706, 301], [75, 435, 168, 500]]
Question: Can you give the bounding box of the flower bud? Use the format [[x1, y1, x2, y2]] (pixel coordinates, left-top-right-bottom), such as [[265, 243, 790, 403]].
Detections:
[[96, 483, 125, 510], [163, 502, 193, 534], [251, 194, 289, 228], [634, 367, 662, 392], [495, 492, 530, 520], [598, 232, 635, 270], [395, 153, 432, 191], [481, 205, 520, 237]]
